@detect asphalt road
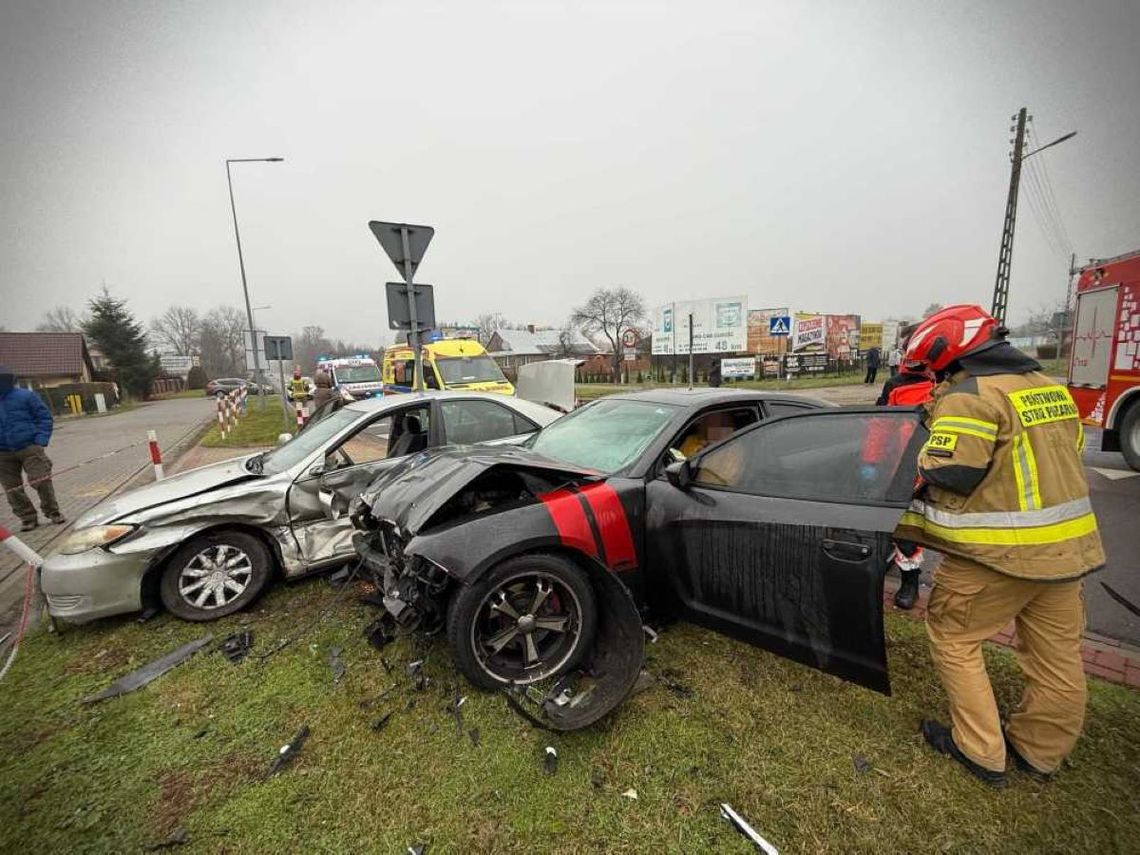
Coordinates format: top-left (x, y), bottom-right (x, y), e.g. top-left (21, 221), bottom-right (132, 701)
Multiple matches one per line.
top-left (0, 396), bottom-right (215, 628)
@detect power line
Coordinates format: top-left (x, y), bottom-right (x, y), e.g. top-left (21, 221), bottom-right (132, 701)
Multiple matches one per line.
top-left (1026, 122), bottom-right (1075, 254)
top-left (1021, 155), bottom-right (1069, 258)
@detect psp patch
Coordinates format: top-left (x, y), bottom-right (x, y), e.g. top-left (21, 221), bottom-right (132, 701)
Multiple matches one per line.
top-left (924, 431), bottom-right (957, 457)
top-left (1008, 385), bottom-right (1078, 428)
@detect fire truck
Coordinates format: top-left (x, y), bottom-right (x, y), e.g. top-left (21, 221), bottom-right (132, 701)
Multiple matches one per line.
top-left (1067, 249), bottom-right (1140, 470)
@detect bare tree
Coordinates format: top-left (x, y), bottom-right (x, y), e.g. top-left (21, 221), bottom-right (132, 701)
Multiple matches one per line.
top-left (571, 286), bottom-right (646, 380)
top-left (198, 306), bottom-right (246, 378)
top-left (36, 305), bottom-right (85, 332)
top-left (474, 312), bottom-right (507, 346)
top-left (293, 325), bottom-right (332, 373)
top-left (149, 305), bottom-right (201, 355)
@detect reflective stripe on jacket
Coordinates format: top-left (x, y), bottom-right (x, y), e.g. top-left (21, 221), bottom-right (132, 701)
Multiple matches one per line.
top-left (894, 369), bottom-right (1104, 581)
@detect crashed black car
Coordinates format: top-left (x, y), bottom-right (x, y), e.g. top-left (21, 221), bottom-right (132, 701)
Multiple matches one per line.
top-left (351, 389), bottom-right (925, 729)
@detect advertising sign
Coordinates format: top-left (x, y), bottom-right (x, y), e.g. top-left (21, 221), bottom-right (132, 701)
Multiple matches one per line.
top-left (860, 322), bottom-right (883, 351)
top-left (159, 355), bottom-right (193, 376)
top-left (652, 296), bottom-right (748, 355)
top-left (760, 357), bottom-right (781, 377)
top-left (826, 315), bottom-right (861, 359)
top-left (792, 313), bottom-right (825, 352)
top-left (746, 308), bottom-right (790, 355)
top-left (784, 353), bottom-right (828, 374)
top-left (720, 357), bottom-right (756, 379)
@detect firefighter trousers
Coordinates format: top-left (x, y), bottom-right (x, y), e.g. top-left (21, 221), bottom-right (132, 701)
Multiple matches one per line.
top-left (926, 555), bottom-right (1087, 774)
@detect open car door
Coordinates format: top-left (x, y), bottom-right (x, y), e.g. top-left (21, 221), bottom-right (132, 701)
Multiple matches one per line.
top-left (647, 407), bottom-right (926, 694)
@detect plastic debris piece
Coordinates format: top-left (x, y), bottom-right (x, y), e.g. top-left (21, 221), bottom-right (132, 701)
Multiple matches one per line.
top-left (268, 725), bottom-right (310, 777)
top-left (631, 669), bottom-right (655, 697)
top-left (544, 746), bottom-right (558, 775)
top-left (406, 659), bottom-right (427, 691)
top-left (468, 728), bottom-right (480, 747)
top-left (327, 566), bottom-right (351, 586)
top-left (853, 755), bottom-right (872, 775)
top-left (82, 635), bottom-right (213, 703)
top-left (621, 788), bottom-right (638, 800)
top-left (447, 693), bottom-right (466, 736)
top-left (144, 826), bottom-right (189, 850)
top-left (406, 844), bottom-right (426, 855)
top-left (136, 607), bottom-right (160, 624)
top-left (720, 803), bottom-right (778, 854)
top-left (642, 625), bottom-right (659, 643)
top-left (371, 712), bottom-right (393, 732)
top-left (380, 656), bottom-right (394, 673)
top-left (329, 647), bottom-right (345, 684)
top-left (219, 631), bottom-right (253, 664)
top-left (364, 616), bottom-right (396, 650)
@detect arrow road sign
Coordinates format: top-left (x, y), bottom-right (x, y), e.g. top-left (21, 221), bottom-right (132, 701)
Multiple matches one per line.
top-left (368, 221), bottom-right (435, 281)
top-left (769, 315), bottom-right (791, 336)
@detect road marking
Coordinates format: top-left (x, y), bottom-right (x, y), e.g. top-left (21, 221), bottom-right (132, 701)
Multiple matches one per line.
top-left (1090, 467), bottom-right (1140, 481)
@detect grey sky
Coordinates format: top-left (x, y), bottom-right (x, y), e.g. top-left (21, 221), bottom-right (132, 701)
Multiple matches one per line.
top-left (2, 1), bottom-right (1138, 346)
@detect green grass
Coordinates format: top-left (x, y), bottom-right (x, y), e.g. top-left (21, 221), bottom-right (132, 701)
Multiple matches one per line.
top-left (154, 388), bottom-right (210, 400)
top-left (201, 396), bottom-right (295, 447)
top-left (576, 373), bottom-right (865, 401)
top-left (1, 580), bottom-right (1136, 853)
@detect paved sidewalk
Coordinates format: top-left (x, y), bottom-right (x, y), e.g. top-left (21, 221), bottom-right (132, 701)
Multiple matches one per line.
top-left (883, 573), bottom-right (1140, 689)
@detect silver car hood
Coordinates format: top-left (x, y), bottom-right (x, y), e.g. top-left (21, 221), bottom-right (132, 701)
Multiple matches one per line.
top-left (77, 454), bottom-right (260, 527)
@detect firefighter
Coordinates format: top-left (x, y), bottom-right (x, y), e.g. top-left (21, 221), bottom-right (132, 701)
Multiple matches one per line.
top-left (873, 333), bottom-right (935, 610)
top-left (287, 367), bottom-right (309, 403)
top-left (896, 305), bottom-right (1104, 786)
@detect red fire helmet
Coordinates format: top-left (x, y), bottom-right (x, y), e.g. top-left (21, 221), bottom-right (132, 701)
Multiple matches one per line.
top-left (904, 304), bottom-right (1000, 372)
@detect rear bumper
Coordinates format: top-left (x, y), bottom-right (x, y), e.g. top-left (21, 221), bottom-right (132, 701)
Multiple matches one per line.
top-left (40, 547), bottom-right (152, 622)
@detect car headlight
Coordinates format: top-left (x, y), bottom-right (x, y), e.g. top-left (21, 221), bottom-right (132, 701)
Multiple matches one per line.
top-left (58, 525), bottom-right (137, 555)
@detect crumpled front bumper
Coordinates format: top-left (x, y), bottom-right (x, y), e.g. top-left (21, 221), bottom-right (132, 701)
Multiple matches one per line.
top-left (40, 546), bottom-right (154, 623)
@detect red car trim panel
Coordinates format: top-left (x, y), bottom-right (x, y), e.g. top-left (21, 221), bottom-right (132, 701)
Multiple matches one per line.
top-left (577, 483), bottom-right (638, 572)
top-left (538, 488), bottom-right (599, 559)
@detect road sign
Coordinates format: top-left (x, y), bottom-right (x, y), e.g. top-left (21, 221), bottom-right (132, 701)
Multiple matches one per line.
top-left (385, 282), bottom-right (436, 330)
top-left (264, 335), bottom-right (294, 362)
top-left (368, 221), bottom-right (435, 280)
top-left (621, 328), bottom-right (640, 348)
top-left (769, 315), bottom-right (791, 336)
top-left (159, 355), bottom-right (193, 375)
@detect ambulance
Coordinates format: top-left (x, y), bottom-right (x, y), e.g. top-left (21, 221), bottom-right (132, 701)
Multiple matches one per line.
top-left (317, 355), bottom-right (385, 399)
top-left (382, 336), bottom-right (514, 396)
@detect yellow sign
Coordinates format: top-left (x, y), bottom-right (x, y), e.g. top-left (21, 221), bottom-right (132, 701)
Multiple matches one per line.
top-left (861, 322), bottom-right (883, 351)
top-left (1008, 385), bottom-right (1079, 428)
top-left (926, 432), bottom-right (958, 452)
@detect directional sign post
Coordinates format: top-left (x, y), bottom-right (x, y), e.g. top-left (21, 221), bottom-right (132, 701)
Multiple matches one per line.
top-left (368, 221), bottom-right (435, 391)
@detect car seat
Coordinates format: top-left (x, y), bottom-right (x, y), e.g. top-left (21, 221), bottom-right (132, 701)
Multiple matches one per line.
top-left (390, 413), bottom-right (428, 457)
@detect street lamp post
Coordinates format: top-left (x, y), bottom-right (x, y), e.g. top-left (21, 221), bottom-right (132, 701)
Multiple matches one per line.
top-left (226, 157), bottom-right (283, 407)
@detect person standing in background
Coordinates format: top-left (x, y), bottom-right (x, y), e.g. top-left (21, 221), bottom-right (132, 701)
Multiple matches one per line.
top-left (863, 346), bottom-right (881, 384)
top-left (0, 366), bottom-right (65, 532)
top-left (888, 344), bottom-right (902, 376)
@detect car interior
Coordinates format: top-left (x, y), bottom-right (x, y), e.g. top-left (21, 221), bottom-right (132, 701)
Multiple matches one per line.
top-left (665, 405), bottom-right (760, 466)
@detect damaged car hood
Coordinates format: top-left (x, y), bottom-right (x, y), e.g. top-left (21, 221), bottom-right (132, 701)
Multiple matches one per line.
top-left (359, 445), bottom-right (599, 536)
top-left (76, 454), bottom-right (261, 527)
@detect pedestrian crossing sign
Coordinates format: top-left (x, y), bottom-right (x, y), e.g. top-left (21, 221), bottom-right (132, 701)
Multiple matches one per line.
top-left (769, 315), bottom-right (791, 336)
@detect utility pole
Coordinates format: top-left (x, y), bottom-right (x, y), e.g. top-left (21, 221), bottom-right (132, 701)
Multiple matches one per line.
top-left (991, 108), bottom-right (1027, 325)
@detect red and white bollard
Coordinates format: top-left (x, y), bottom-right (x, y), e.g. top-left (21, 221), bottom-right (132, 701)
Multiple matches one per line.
top-left (239, 384), bottom-right (248, 415)
top-left (0, 524), bottom-right (45, 682)
top-left (147, 429), bottom-right (164, 480)
top-left (294, 399), bottom-right (308, 429)
top-left (217, 396), bottom-right (227, 439)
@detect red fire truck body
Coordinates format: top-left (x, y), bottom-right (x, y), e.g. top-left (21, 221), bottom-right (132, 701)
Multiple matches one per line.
top-left (1067, 249), bottom-right (1140, 470)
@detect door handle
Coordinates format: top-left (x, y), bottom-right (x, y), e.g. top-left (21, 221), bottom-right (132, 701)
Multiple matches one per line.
top-left (821, 538), bottom-right (872, 562)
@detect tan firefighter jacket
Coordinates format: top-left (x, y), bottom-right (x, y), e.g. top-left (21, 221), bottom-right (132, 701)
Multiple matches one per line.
top-left (895, 366), bottom-right (1105, 581)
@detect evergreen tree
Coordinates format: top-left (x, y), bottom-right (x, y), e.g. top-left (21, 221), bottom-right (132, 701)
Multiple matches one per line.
top-left (83, 289), bottom-right (161, 399)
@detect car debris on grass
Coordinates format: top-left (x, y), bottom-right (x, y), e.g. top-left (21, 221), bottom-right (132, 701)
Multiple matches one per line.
top-left (268, 725), bottom-right (310, 777)
top-left (81, 635), bottom-right (213, 703)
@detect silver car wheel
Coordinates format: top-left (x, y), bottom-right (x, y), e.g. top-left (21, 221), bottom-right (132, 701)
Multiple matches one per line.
top-left (178, 544), bottom-right (254, 610)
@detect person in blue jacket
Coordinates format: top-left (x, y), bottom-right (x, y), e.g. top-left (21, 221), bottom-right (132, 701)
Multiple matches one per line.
top-left (0, 367), bottom-right (65, 531)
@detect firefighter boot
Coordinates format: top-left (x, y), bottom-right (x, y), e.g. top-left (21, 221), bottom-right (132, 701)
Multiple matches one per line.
top-left (894, 568), bottom-right (921, 610)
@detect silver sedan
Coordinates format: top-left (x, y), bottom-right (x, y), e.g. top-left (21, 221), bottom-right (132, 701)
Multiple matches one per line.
top-left (41, 392), bottom-right (561, 622)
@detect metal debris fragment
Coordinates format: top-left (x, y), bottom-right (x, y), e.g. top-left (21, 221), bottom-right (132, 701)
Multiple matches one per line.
top-left (544, 746), bottom-right (558, 775)
top-left (82, 635), bottom-right (213, 704)
top-left (327, 566), bottom-right (352, 586)
top-left (268, 725), bottom-right (311, 777)
top-left (447, 693), bottom-right (466, 736)
top-left (219, 631), bottom-right (253, 664)
top-left (329, 647), bottom-right (345, 684)
top-left (720, 803), bottom-right (778, 854)
top-left (406, 844), bottom-right (426, 855)
top-left (406, 659), bottom-right (427, 691)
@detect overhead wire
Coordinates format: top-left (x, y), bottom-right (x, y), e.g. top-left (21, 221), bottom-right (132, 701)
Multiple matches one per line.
top-left (1028, 123), bottom-right (1075, 251)
top-left (1023, 122), bottom-right (1075, 258)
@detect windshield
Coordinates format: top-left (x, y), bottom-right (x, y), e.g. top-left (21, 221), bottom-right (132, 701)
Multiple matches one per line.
top-left (333, 364), bottom-right (381, 384)
top-left (435, 354), bottom-right (507, 385)
top-left (528, 399), bottom-right (678, 473)
top-left (259, 408), bottom-right (361, 474)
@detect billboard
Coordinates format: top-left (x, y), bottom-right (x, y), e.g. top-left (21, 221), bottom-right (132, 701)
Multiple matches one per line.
top-left (792, 313), bottom-right (825, 352)
top-left (652, 296), bottom-right (748, 355)
top-left (826, 314), bottom-right (861, 359)
top-left (746, 308), bottom-right (790, 354)
top-left (861, 322), bottom-right (883, 351)
top-left (720, 357), bottom-right (756, 378)
top-left (159, 355), bottom-right (193, 376)
top-left (793, 313), bottom-right (860, 357)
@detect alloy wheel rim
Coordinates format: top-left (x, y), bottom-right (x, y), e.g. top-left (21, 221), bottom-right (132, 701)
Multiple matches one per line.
top-left (471, 571), bottom-right (583, 685)
top-left (178, 544), bottom-right (254, 610)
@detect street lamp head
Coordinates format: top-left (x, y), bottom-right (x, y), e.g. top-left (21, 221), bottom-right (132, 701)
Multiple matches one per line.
top-left (266, 157), bottom-right (284, 162)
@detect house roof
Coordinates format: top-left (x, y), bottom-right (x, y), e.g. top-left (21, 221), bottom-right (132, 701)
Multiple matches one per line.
top-left (488, 328), bottom-right (599, 357)
top-left (0, 332), bottom-right (95, 378)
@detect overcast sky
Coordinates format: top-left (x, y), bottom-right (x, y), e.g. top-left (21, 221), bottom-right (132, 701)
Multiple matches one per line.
top-left (2, 1), bottom-right (1138, 346)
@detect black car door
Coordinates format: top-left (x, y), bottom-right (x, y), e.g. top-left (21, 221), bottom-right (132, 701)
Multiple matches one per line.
top-left (646, 408), bottom-right (925, 694)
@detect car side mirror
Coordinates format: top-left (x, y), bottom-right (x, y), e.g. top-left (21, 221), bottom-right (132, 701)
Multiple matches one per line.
top-left (665, 460), bottom-right (692, 491)
top-left (307, 462), bottom-right (325, 477)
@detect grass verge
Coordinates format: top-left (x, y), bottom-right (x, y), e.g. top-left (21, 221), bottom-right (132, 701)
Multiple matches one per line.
top-left (1, 579), bottom-right (1136, 853)
top-left (200, 396), bottom-right (294, 447)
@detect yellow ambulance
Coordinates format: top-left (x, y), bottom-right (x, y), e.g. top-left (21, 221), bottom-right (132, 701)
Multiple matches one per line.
top-left (382, 337), bottom-right (515, 396)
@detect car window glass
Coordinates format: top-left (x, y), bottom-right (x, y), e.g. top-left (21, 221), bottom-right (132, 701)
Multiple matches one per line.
top-left (529, 399), bottom-right (679, 473)
top-left (442, 400), bottom-right (525, 444)
top-left (765, 401), bottom-right (812, 418)
top-left (694, 412), bottom-right (920, 503)
top-left (670, 407), bottom-right (759, 460)
top-left (424, 363), bottom-right (440, 389)
top-left (261, 408), bottom-right (361, 474)
top-left (337, 415), bottom-right (395, 466)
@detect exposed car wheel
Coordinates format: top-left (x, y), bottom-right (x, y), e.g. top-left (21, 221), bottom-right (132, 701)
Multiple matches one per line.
top-left (160, 531), bottom-right (272, 621)
top-left (447, 553), bottom-right (597, 690)
top-left (1120, 402), bottom-right (1140, 472)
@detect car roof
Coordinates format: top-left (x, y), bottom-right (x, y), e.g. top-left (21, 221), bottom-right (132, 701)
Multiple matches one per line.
top-left (600, 387), bottom-right (834, 408)
top-left (343, 390), bottom-right (561, 422)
